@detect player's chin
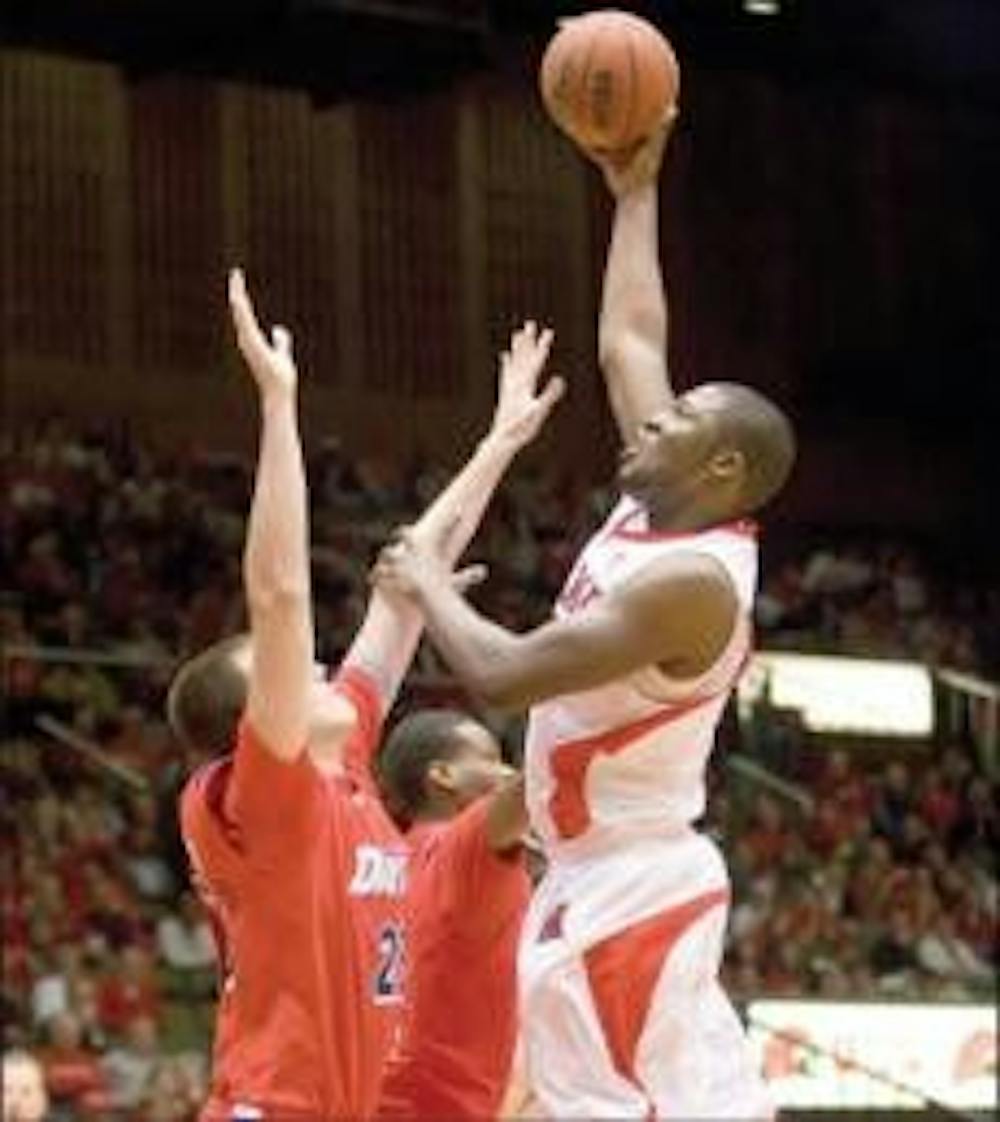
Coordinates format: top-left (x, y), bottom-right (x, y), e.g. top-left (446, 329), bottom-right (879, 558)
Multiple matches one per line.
top-left (617, 461), bottom-right (641, 494)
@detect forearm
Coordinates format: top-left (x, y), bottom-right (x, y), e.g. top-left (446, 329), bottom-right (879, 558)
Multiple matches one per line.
top-left (243, 392), bottom-right (313, 754)
top-left (245, 395), bottom-right (311, 603)
top-left (411, 431), bottom-right (520, 564)
top-left (598, 185), bottom-right (674, 439)
top-left (600, 186), bottom-right (666, 356)
top-left (412, 579), bottom-right (525, 708)
top-left (342, 433), bottom-right (521, 705)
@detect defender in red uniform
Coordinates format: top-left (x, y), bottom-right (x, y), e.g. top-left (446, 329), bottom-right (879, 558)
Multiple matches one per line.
top-left (375, 710), bottom-right (531, 1120)
top-left (167, 273), bottom-right (563, 1121)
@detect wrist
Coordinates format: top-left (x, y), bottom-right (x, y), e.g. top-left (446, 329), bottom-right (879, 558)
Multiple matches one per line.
top-left (260, 389), bottom-right (296, 417)
top-left (481, 428), bottom-right (524, 458)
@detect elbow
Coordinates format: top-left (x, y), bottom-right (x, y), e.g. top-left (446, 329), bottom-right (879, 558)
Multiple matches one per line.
top-left (597, 330), bottom-right (625, 374)
top-left (599, 309), bottom-right (665, 365)
top-left (244, 569), bottom-right (310, 616)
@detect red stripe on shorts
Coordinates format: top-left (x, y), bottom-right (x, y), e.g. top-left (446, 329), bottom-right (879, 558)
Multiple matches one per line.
top-left (583, 888), bottom-right (730, 1112)
top-left (548, 695), bottom-right (719, 840)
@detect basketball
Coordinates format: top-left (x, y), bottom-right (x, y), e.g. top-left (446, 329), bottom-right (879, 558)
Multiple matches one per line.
top-left (540, 9), bottom-right (680, 155)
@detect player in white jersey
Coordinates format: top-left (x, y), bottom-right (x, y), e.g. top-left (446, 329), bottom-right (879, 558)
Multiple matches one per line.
top-left (372, 116), bottom-right (796, 1118)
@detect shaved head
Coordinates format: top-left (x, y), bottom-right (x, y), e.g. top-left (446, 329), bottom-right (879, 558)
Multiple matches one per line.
top-left (701, 382), bottom-right (796, 514)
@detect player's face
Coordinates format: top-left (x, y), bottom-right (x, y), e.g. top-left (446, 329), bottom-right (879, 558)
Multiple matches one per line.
top-left (445, 721), bottom-right (513, 808)
top-left (618, 387), bottom-right (727, 499)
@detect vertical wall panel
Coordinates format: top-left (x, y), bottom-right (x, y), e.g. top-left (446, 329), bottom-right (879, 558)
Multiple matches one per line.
top-left (482, 82), bottom-right (600, 462)
top-left (356, 96), bottom-right (462, 399)
top-left (130, 77), bottom-right (223, 376)
top-left (1, 52), bottom-right (112, 368)
top-left (482, 88), bottom-right (589, 360)
top-left (241, 87), bottom-right (341, 387)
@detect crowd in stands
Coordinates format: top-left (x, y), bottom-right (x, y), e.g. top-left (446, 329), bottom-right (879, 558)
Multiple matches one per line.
top-left (2, 418), bottom-right (997, 1119)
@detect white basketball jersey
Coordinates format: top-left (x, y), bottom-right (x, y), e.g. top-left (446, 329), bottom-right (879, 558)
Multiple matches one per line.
top-left (524, 495), bottom-right (758, 859)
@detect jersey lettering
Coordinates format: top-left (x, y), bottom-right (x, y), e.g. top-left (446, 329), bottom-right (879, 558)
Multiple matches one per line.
top-left (348, 845), bottom-right (407, 897)
top-left (373, 922), bottom-right (405, 1004)
top-left (558, 562), bottom-right (599, 614)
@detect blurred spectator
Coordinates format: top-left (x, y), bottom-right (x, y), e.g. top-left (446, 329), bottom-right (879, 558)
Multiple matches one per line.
top-left (868, 906), bottom-right (920, 982)
top-left (35, 1012), bottom-right (110, 1119)
top-left (915, 911), bottom-right (995, 989)
top-left (2, 1049), bottom-right (50, 1122)
top-left (137, 1054), bottom-right (205, 1122)
top-left (871, 761), bottom-right (912, 851)
top-left (96, 946), bottom-right (162, 1035)
top-left (100, 1015), bottom-right (161, 1111)
top-left (29, 944), bottom-right (81, 1028)
top-left (156, 892), bottom-right (216, 1003)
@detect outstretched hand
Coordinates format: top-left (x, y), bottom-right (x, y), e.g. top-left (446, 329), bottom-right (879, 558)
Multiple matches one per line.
top-left (490, 321), bottom-right (566, 448)
top-left (228, 268), bottom-right (297, 399)
top-left (592, 106), bottom-right (679, 199)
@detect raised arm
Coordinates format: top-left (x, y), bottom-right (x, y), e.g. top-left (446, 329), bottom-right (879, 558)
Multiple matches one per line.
top-left (596, 117), bottom-right (678, 445)
top-left (231, 269), bottom-right (313, 761)
top-left (373, 540), bottom-right (737, 711)
top-left (341, 322), bottom-right (564, 708)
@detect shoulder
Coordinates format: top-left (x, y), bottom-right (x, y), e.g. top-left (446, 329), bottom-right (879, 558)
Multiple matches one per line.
top-left (180, 757), bottom-right (234, 831)
top-left (618, 549), bottom-right (737, 611)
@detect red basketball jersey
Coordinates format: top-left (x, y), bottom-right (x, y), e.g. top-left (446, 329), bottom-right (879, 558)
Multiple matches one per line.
top-left (376, 798), bottom-right (530, 1119)
top-left (181, 667), bottom-right (407, 1121)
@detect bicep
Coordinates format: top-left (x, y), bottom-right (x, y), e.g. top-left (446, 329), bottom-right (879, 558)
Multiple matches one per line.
top-left (245, 597), bottom-right (312, 763)
top-left (497, 603), bottom-right (667, 705)
top-left (485, 774), bottom-right (528, 852)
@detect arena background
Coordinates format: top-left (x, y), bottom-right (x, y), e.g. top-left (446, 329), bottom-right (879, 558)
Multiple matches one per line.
top-left (2, 2), bottom-right (997, 1120)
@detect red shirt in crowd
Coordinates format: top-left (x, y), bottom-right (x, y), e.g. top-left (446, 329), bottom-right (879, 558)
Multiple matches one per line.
top-left (377, 798), bottom-right (530, 1120)
top-left (181, 667), bottom-right (406, 1121)
top-left (97, 972), bottom-right (161, 1032)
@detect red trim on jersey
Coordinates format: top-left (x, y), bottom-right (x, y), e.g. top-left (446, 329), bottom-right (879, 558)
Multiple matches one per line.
top-left (609, 505), bottom-right (759, 543)
top-left (548, 694), bottom-right (722, 840)
top-left (583, 888), bottom-right (729, 1109)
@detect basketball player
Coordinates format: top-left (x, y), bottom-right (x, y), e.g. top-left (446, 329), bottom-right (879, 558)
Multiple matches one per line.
top-left (374, 710), bottom-right (530, 1119)
top-left (167, 271), bottom-right (563, 1121)
top-left (372, 118), bottom-right (795, 1118)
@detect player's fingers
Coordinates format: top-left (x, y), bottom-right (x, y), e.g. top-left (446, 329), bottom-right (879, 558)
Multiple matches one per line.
top-left (229, 269), bottom-right (269, 358)
top-left (387, 523), bottom-right (415, 546)
top-left (452, 563), bottom-right (489, 592)
top-left (535, 326), bottom-right (555, 360)
top-left (271, 325), bottom-right (294, 360)
top-left (538, 375), bottom-right (567, 413)
top-left (370, 553), bottom-right (402, 581)
top-left (511, 320), bottom-right (532, 352)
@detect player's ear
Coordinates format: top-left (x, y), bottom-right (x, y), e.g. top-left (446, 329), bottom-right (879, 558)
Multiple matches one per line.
top-left (708, 447), bottom-right (745, 483)
top-left (426, 758), bottom-right (457, 797)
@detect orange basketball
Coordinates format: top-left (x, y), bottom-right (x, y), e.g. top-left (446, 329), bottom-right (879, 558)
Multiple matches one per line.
top-left (540, 9), bottom-right (680, 154)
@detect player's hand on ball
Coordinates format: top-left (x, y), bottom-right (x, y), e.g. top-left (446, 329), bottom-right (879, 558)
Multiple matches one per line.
top-left (490, 321), bottom-right (566, 448)
top-left (594, 106), bottom-right (678, 198)
top-left (229, 268), bottom-right (297, 399)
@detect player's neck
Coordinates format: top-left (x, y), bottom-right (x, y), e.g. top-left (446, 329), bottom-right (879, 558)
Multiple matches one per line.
top-left (645, 496), bottom-right (726, 534)
top-left (415, 796), bottom-right (461, 824)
